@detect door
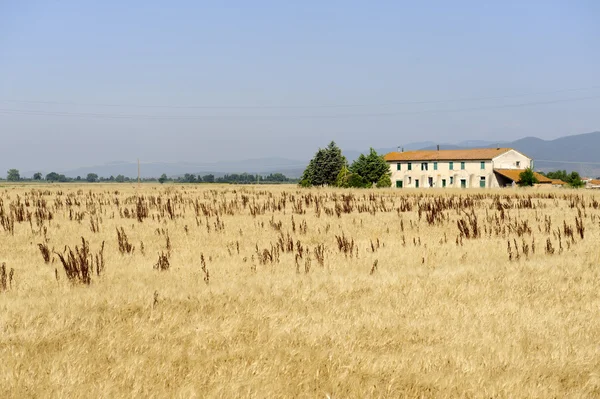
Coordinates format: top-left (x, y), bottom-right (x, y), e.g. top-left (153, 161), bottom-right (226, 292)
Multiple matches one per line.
top-left (428, 177), bottom-right (433, 187)
top-left (480, 177), bottom-right (486, 188)
top-left (415, 179), bottom-right (419, 188)
top-left (442, 179), bottom-right (446, 188)
top-left (396, 180), bottom-right (403, 188)
top-left (460, 179), bottom-right (466, 188)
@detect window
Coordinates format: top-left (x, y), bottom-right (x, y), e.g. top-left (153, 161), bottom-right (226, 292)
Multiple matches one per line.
top-left (460, 179), bottom-right (467, 188)
top-left (461, 162), bottom-right (465, 170)
top-left (433, 162), bottom-right (438, 170)
top-left (421, 162), bottom-right (428, 171)
top-left (480, 161), bottom-right (485, 170)
top-left (396, 163), bottom-right (401, 171)
top-left (415, 179), bottom-right (419, 188)
top-left (516, 161), bottom-right (521, 167)
top-left (396, 180), bottom-right (403, 188)
top-left (428, 177), bottom-right (433, 187)
top-left (442, 179), bottom-right (446, 187)
top-left (480, 176), bottom-right (486, 188)
top-left (450, 177), bottom-right (454, 185)
top-left (449, 161), bottom-right (454, 170)
top-left (408, 162), bottom-right (412, 171)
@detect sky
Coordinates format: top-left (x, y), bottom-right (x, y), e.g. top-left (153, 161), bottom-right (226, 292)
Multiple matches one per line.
top-left (1, 0), bottom-right (599, 174)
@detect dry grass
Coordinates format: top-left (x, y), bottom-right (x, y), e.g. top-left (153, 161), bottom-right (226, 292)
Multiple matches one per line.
top-left (1, 183), bottom-right (600, 398)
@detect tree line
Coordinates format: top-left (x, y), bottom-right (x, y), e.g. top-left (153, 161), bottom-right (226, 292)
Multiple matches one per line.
top-left (3, 169), bottom-right (297, 184)
top-left (300, 141), bottom-right (391, 188)
top-left (539, 170), bottom-right (586, 188)
top-left (170, 173), bottom-right (296, 184)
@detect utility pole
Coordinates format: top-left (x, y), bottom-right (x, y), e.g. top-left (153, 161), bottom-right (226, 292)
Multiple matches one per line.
top-left (137, 158), bottom-right (140, 189)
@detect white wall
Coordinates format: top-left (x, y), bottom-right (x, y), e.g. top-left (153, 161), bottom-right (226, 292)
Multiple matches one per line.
top-left (389, 160), bottom-right (493, 188)
top-left (492, 150), bottom-right (532, 170)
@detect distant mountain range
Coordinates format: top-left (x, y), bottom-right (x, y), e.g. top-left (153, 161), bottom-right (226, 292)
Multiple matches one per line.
top-left (34, 131), bottom-right (600, 179)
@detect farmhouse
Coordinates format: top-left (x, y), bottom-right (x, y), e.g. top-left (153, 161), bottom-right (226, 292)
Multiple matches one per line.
top-left (586, 179), bottom-right (600, 189)
top-left (384, 147), bottom-right (549, 188)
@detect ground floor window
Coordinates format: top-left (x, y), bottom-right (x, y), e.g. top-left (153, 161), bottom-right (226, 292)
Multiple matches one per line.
top-left (428, 177), bottom-right (433, 187)
top-left (460, 179), bottom-right (467, 188)
top-left (396, 180), bottom-right (403, 188)
top-left (415, 179), bottom-right (419, 188)
top-left (442, 179), bottom-right (446, 187)
top-left (480, 176), bottom-right (486, 188)
top-left (450, 177), bottom-right (454, 185)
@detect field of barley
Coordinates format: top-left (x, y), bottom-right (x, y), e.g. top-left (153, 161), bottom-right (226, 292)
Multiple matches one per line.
top-left (1, 183), bottom-right (599, 398)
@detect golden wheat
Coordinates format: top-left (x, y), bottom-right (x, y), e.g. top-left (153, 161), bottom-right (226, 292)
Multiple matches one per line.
top-left (1, 183), bottom-right (599, 398)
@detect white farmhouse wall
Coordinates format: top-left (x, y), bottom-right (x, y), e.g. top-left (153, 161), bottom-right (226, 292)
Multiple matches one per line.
top-left (491, 150), bottom-right (532, 170)
top-left (389, 160), bottom-right (494, 188)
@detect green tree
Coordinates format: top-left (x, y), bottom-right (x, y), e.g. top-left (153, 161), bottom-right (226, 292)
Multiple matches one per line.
top-left (300, 157), bottom-right (318, 187)
top-left (568, 171), bottom-right (585, 188)
top-left (347, 173), bottom-right (368, 188)
top-left (183, 173), bottom-right (197, 183)
top-left (33, 172), bottom-right (42, 180)
top-left (349, 148), bottom-right (390, 186)
top-left (376, 173), bottom-right (392, 188)
top-left (518, 168), bottom-right (539, 187)
top-left (544, 170), bottom-right (569, 182)
top-left (115, 174), bottom-right (125, 183)
top-left (86, 173), bottom-right (99, 183)
top-left (335, 166), bottom-right (351, 188)
top-left (46, 172), bottom-right (60, 182)
top-left (301, 141), bottom-right (346, 187)
top-left (7, 169), bottom-right (20, 181)
top-left (158, 173), bottom-right (168, 184)
top-left (202, 174), bottom-right (215, 183)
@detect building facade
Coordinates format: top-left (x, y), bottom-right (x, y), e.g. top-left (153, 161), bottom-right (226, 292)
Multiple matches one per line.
top-left (384, 148), bottom-right (537, 188)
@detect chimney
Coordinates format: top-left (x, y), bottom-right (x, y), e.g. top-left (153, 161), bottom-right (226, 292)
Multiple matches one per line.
top-left (402, 147), bottom-right (404, 152)
top-left (437, 144), bottom-right (440, 151)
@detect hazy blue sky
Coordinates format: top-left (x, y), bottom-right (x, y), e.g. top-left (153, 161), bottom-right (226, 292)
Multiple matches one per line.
top-left (1, 1), bottom-right (599, 173)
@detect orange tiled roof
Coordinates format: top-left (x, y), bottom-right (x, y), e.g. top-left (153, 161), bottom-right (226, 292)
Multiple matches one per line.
top-left (589, 179), bottom-right (600, 185)
top-left (494, 169), bottom-right (552, 183)
top-left (550, 179), bottom-right (568, 185)
top-left (384, 148), bottom-right (516, 161)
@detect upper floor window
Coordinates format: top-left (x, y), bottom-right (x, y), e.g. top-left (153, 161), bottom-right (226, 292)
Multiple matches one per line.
top-left (421, 162), bottom-right (428, 171)
top-left (433, 162), bottom-right (438, 170)
top-left (408, 162), bottom-right (412, 171)
top-left (396, 163), bottom-right (401, 171)
top-left (516, 161), bottom-right (521, 168)
top-left (461, 162), bottom-right (465, 170)
top-left (449, 161), bottom-right (454, 170)
top-left (480, 161), bottom-right (485, 170)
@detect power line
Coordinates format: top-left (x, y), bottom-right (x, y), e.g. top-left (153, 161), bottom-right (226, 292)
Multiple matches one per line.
top-left (1, 85), bottom-right (599, 109)
top-left (1, 95), bottom-right (599, 120)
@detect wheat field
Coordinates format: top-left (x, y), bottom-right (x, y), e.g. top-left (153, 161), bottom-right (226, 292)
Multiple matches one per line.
top-left (1, 183), bottom-right (599, 398)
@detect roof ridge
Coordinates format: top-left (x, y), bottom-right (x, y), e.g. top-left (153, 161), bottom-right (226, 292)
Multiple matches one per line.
top-left (384, 147), bottom-right (520, 162)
